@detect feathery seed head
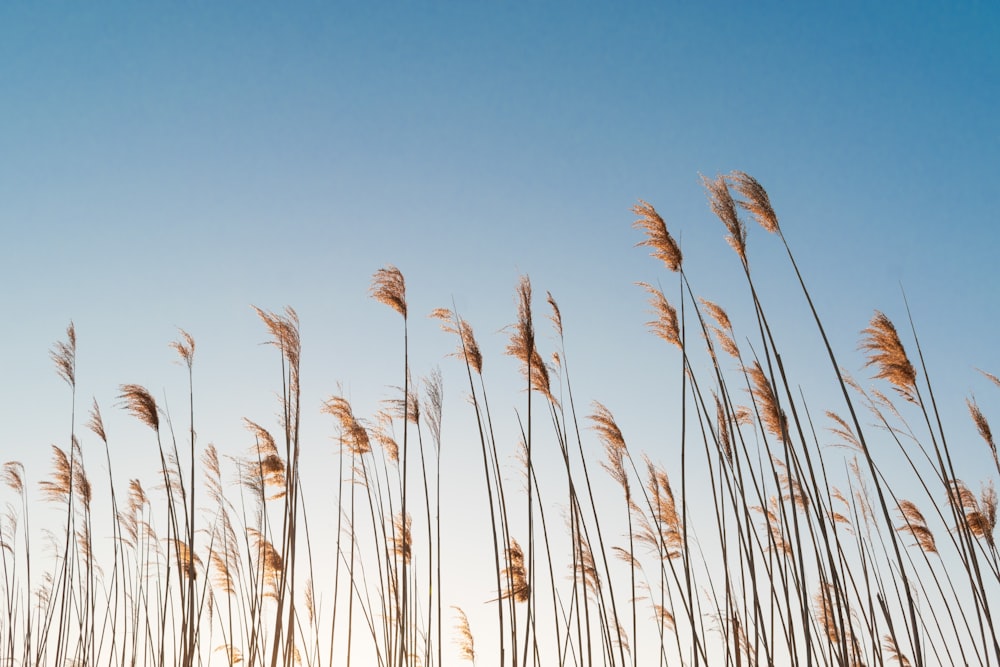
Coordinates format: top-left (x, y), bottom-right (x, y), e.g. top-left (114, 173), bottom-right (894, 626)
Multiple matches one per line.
top-left (253, 306), bottom-right (301, 376)
top-left (632, 199), bottom-right (683, 272)
top-left (2, 462), bottom-right (24, 494)
top-left (701, 174), bottom-right (747, 262)
top-left (87, 399), bottom-right (107, 443)
top-left (118, 384), bottom-right (160, 431)
top-left (967, 398), bottom-right (997, 469)
top-left (370, 265), bottom-right (407, 319)
top-left (431, 308), bottom-right (484, 374)
top-left (51, 322), bottom-right (76, 388)
top-left (505, 276), bottom-right (555, 402)
top-left (546, 291), bottom-right (563, 337)
top-left (896, 500), bottom-right (936, 553)
top-left (170, 329), bottom-right (196, 369)
top-left (746, 362), bottom-right (786, 439)
top-left (452, 606), bottom-right (476, 663)
top-left (859, 311), bottom-right (917, 403)
top-left (636, 282), bottom-right (681, 349)
top-left (322, 396), bottom-right (371, 456)
top-left (728, 171), bottom-right (779, 233)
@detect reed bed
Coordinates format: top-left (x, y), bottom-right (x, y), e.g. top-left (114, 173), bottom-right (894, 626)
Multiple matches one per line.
top-left (2, 173), bottom-right (997, 666)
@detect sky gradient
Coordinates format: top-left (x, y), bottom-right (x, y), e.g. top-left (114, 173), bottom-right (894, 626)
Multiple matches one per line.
top-left (2, 3), bottom-right (998, 663)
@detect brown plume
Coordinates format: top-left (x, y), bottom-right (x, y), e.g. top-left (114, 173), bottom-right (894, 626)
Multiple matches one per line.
top-left (502, 538), bottom-right (530, 602)
top-left (119, 384), bottom-right (160, 431)
top-left (50, 322), bottom-right (76, 388)
top-left (505, 276), bottom-right (554, 402)
top-left (896, 500), bottom-right (937, 553)
top-left (170, 329), bottom-right (195, 369)
top-left (967, 398), bottom-right (998, 472)
top-left (431, 308), bottom-right (484, 375)
top-left (370, 265), bottom-right (407, 319)
top-left (746, 362), bottom-right (786, 439)
top-left (452, 606), bottom-right (476, 662)
top-left (632, 200), bottom-right (682, 272)
top-left (636, 282), bottom-right (680, 349)
top-left (860, 311), bottom-right (917, 403)
top-left (701, 174), bottom-right (746, 262)
top-left (728, 171), bottom-right (779, 233)
top-left (322, 396), bottom-right (372, 456)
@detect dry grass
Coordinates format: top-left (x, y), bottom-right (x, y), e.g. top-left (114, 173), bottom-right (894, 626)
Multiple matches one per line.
top-left (2, 172), bottom-right (997, 667)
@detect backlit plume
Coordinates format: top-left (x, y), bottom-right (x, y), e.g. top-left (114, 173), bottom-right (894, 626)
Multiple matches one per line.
top-left (729, 170), bottom-right (780, 233)
top-left (632, 199), bottom-right (682, 272)
top-left (860, 311), bottom-right (917, 403)
top-left (370, 265), bottom-right (408, 319)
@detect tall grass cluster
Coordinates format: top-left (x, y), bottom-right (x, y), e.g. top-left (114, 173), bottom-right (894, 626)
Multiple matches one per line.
top-left (2, 172), bottom-right (998, 666)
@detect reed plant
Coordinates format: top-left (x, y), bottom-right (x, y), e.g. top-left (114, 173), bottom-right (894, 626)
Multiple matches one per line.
top-left (1, 172), bottom-right (997, 666)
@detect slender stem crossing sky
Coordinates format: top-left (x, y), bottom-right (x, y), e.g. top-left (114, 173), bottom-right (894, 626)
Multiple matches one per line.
top-left (1, 3), bottom-right (998, 664)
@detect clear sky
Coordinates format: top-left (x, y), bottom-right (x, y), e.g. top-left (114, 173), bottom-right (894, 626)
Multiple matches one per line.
top-left (1, 2), bottom-right (998, 663)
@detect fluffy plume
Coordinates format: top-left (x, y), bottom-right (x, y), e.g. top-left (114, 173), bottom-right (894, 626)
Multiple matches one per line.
top-left (87, 399), bottom-right (107, 443)
top-left (248, 528), bottom-right (283, 599)
top-left (967, 398), bottom-right (998, 472)
top-left (746, 362), bottom-right (786, 439)
top-left (589, 401), bottom-right (627, 452)
top-left (860, 311), bottom-right (917, 403)
top-left (896, 500), bottom-right (937, 553)
top-left (119, 384), bottom-right (160, 431)
top-left (253, 306), bottom-right (301, 387)
top-left (826, 411), bottom-right (861, 450)
top-left (172, 539), bottom-right (201, 580)
top-left (653, 604), bottom-right (675, 630)
top-left (948, 479), bottom-right (996, 547)
top-left (370, 419), bottom-right (400, 463)
top-left (883, 634), bottom-right (912, 666)
top-left (775, 457), bottom-right (809, 511)
top-left (502, 539), bottom-right (530, 602)
top-left (210, 510), bottom-right (240, 594)
top-left (702, 174), bottom-right (746, 262)
top-left (128, 479), bottom-right (148, 511)
top-left (215, 645), bottom-right (243, 664)
top-left (754, 496), bottom-right (793, 556)
top-left (452, 606), bottom-right (476, 663)
top-left (170, 328), bottom-right (196, 369)
top-left (700, 299), bottom-right (740, 358)
top-left (637, 282), bottom-right (680, 349)
top-left (39, 446), bottom-right (72, 503)
top-left (322, 396), bottom-right (372, 456)
top-left (50, 322), bottom-right (76, 388)
top-left (423, 369), bottom-right (444, 448)
top-left (812, 583), bottom-right (841, 644)
top-left (505, 276), bottom-right (554, 402)
top-left (243, 419), bottom-right (286, 498)
top-left (978, 368), bottom-right (1000, 389)
top-left (393, 512), bottom-right (412, 564)
top-left (729, 171), bottom-right (779, 233)
top-left (632, 200), bottom-right (682, 272)
top-left (574, 536), bottom-right (601, 598)
top-left (370, 265), bottom-right (407, 319)
top-left (636, 458), bottom-right (683, 558)
top-left (546, 291), bottom-right (563, 337)
top-left (72, 441), bottom-right (91, 511)
top-left (2, 461), bottom-right (24, 495)
top-left (700, 298), bottom-right (732, 331)
top-left (734, 405), bottom-right (754, 427)
top-left (592, 402), bottom-right (630, 499)
top-left (714, 393), bottom-right (732, 463)
top-left (430, 308), bottom-right (484, 375)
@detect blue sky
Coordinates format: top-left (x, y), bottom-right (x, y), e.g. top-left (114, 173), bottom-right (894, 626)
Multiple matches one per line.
top-left (1, 2), bottom-right (999, 662)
